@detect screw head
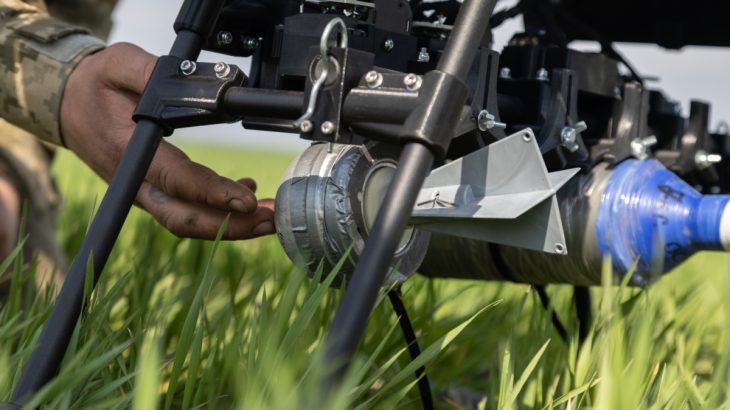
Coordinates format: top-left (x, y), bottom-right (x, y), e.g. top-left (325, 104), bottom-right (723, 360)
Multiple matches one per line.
top-left (477, 110), bottom-right (490, 131)
top-left (537, 67), bottom-right (549, 81)
top-left (321, 121), bottom-right (336, 135)
top-left (364, 70), bottom-right (383, 88)
top-left (560, 128), bottom-right (580, 153)
top-left (383, 38), bottom-right (395, 52)
top-left (242, 37), bottom-right (260, 51)
top-left (299, 120), bottom-right (313, 133)
top-left (560, 122), bottom-right (588, 153)
top-left (217, 31), bottom-right (233, 45)
top-left (214, 62), bottom-right (231, 79)
top-left (417, 47), bottom-right (431, 63)
top-left (477, 110), bottom-right (506, 131)
top-left (500, 67), bottom-right (512, 79)
top-left (695, 150), bottom-right (723, 170)
top-left (630, 138), bottom-right (648, 160)
top-left (630, 135), bottom-right (657, 160)
top-left (180, 60), bottom-right (196, 75)
top-left (403, 73), bottom-right (422, 91)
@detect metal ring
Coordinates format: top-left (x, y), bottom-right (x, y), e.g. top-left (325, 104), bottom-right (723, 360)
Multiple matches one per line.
top-left (319, 18), bottom-right (349, 55)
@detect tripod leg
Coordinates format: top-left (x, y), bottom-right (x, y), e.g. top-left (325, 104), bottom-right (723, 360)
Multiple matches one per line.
top-left (574, 286), bottom-right (592, 343)
top-left (322, 0), bottom-right (499, 397)
top-left (11, 120), bottom-right (164, 401)
top-left (323, 143), bottom-right (434, 388)
top-left (535, 286), bottom-right (569, 343)
top-left (11, 25), bottom-right (209, 403)
top-left (388, 290), bottom-right (434, 410)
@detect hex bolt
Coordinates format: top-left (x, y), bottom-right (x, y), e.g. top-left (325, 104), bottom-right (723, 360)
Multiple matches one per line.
top-left (403, 73), bottom-right (422, 91)
top-left (364, 70), bottom-right (383, 89)
top-left (695, 150), bottom-right (723, 170)
top-left (383, 38), bottom-right (395, 52)
top-left (299, 120), bottom-right (313, 133)
top-left (214, 62), bottom-right (231, 79)
top-left (217, 31), bottom-right (233, 45)
top-left (500, 67), bottom-right (512, 79)
top-left (242, 37), bottom-right (260, 52)
top-left (180, 60), bottom-right (196, 76)
top-left (477, 110), bottom-right (507, 131)
top-left (537, 67), bottom-right (549, 81)
top-left (560, 121), bottom-right (588, 153)
top-left (321, 121), bottom-right (336, 135)
top-left (417, 47), bottom-right (431, 63)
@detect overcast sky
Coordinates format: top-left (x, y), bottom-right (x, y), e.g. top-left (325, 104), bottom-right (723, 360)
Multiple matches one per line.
top-left (108, 0), bottom-right (730, 152)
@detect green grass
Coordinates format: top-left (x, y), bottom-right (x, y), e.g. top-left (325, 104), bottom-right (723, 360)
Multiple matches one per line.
top-left (1, 143), bottom-right (730, 409)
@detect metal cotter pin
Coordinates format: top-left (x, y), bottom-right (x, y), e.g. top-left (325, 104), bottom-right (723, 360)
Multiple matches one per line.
top-left (293, 18), bottom-right (349, 132)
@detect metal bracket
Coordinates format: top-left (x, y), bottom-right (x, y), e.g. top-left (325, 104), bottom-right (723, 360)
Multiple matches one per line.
top-left (537, 69), bottom-right (589, 168)
top-left (656, 101), bottom-right (720, 180)
top-left (470, 49), bottom-right (507, 142)
top-left (341, 71), bottom-right (477, 150)
top-left (592, 82), bottom-right (651, 165)
top-left (132, 55), bottom-right (246, 135)
top-left (295, 18), bottom-right (376, 144)
top-left (409, 129), bottom-right (579, 254)
top-left (293, 17), bottom-right (349, 131)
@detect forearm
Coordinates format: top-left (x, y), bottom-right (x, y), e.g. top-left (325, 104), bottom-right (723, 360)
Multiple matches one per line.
top-left (0, 0), bottom-right (104, 145)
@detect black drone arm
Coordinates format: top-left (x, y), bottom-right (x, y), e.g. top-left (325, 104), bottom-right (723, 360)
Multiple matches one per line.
top-left (11, 0), bottom-right (225, 402)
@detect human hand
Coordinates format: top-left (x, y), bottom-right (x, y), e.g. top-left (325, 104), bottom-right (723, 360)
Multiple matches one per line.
top-left (59, 43), bottom-right (275, 239)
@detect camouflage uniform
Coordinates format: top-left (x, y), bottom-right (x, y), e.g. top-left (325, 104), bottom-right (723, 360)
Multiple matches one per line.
top-left (0, 0), bottom-right (118, 289)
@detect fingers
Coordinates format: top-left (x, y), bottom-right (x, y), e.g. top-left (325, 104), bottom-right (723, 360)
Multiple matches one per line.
top-left (137, 182), bottom-right (276, 240)
top-left (146, 141), bottom-right (259, 213)
top-left (238, 178), bottom-right (257, 193)
top-left (103, 43), bottom-right (157, 95)
top-left (257, 198), bottom-right (275, 213)
top-left (84, 42), bottom-right (275, 241)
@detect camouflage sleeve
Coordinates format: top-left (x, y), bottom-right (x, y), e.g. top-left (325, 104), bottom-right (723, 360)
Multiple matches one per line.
top-left (0, 0), bottom-right (105, 146)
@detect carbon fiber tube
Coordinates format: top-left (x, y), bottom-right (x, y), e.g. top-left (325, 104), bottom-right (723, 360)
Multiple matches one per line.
top-left (438, 0), bottom-right (498, 80)
top-left (224, 88), bottom-right (305, 119)
top-left (322, 0), bottom-right (499, 394)
top-left (11, 25), bottom-right (210, 403)
top-left (323, 143), bottom-right (435, 386)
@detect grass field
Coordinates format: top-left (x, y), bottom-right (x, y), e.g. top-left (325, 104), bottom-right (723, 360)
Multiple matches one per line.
top-left (1, 144), bottom-right (730, 409)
